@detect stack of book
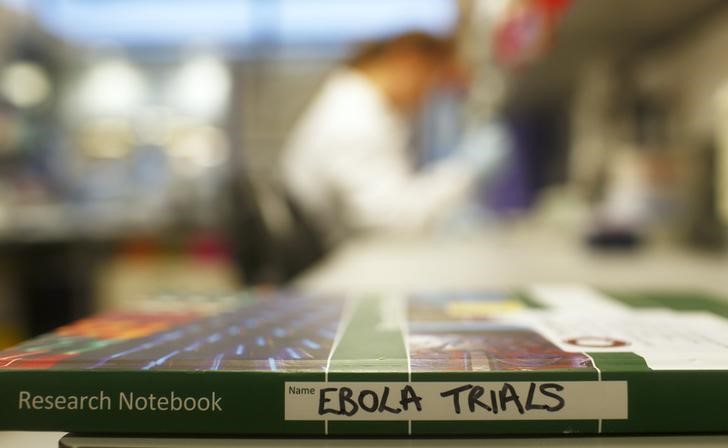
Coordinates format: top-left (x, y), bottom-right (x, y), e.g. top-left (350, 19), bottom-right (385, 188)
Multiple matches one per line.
top-left (2, 285), bottom-right (728, 437)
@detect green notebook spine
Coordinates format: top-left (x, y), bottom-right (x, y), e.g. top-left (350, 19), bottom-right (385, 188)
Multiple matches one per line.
top-left (2, 368), bottom-right (728, 436)
top-left (0, 370), bottom-right (320, 435)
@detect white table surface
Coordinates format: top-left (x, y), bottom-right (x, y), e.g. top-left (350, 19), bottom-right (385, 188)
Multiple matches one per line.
top-left (5, 433), bottom-right (728, 448)
top-left (53, 435), bottom-right (728, 447)
top-left (297, 225), bottom-right (728, 296)
top-left (0, 432), bottom-right (65, 448)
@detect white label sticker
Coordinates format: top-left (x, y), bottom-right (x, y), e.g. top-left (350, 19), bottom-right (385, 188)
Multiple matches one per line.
top-left (284, 381), bottom-right (627, 421)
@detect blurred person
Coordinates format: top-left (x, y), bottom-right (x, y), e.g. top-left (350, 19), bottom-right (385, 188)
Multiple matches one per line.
top-left (282, 32), bottom-right (493, 248)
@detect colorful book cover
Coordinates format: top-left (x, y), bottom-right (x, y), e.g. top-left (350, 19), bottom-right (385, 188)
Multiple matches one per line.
top-left (2, 285), bottom-right (728, 436)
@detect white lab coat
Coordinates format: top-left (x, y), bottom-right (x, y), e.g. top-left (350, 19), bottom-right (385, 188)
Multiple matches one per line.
top-left (282, 68), bottom-right (476, 246)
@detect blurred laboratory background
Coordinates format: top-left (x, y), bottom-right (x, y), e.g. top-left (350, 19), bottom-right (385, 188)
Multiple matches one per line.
top-left (1, 0), bottom-right (728, 348)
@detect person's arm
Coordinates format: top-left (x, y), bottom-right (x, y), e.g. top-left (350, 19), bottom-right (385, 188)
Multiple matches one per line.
top-left (322, 132), bottom-right (478, 232)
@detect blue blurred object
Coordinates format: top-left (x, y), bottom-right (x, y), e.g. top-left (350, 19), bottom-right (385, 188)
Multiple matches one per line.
top-left (10, 0), bottom-right (457, 48)
top-left (458, 122), bottom-right (510, 178)
top-left (418, 88), bottom-right (465, 166)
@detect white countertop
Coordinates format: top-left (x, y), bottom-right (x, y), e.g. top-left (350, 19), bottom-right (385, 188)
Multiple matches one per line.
top-left (297, 225), bottom-right (728, 296)
top-left (5, 433), bottom-right (728, 448)
top-left (53, 434), bottom-right (728, 447)
top-left (0, 432), bottom-right (64, 448)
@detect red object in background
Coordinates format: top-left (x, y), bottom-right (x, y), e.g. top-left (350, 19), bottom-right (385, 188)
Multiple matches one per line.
top-left (120, 237), bottom-right (160, 260)
top-left (536, 0), bottom-right (571, 18)
top-left (492, 0), bottom-right (572, 70)
top-left (188, 232), bottom-right (232, 264)
top-left (117, 232), bottom-right (232, 265)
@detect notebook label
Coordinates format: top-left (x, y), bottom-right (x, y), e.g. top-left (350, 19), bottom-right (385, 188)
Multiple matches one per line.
top-left (284, 381), bottom-right (627, 421)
